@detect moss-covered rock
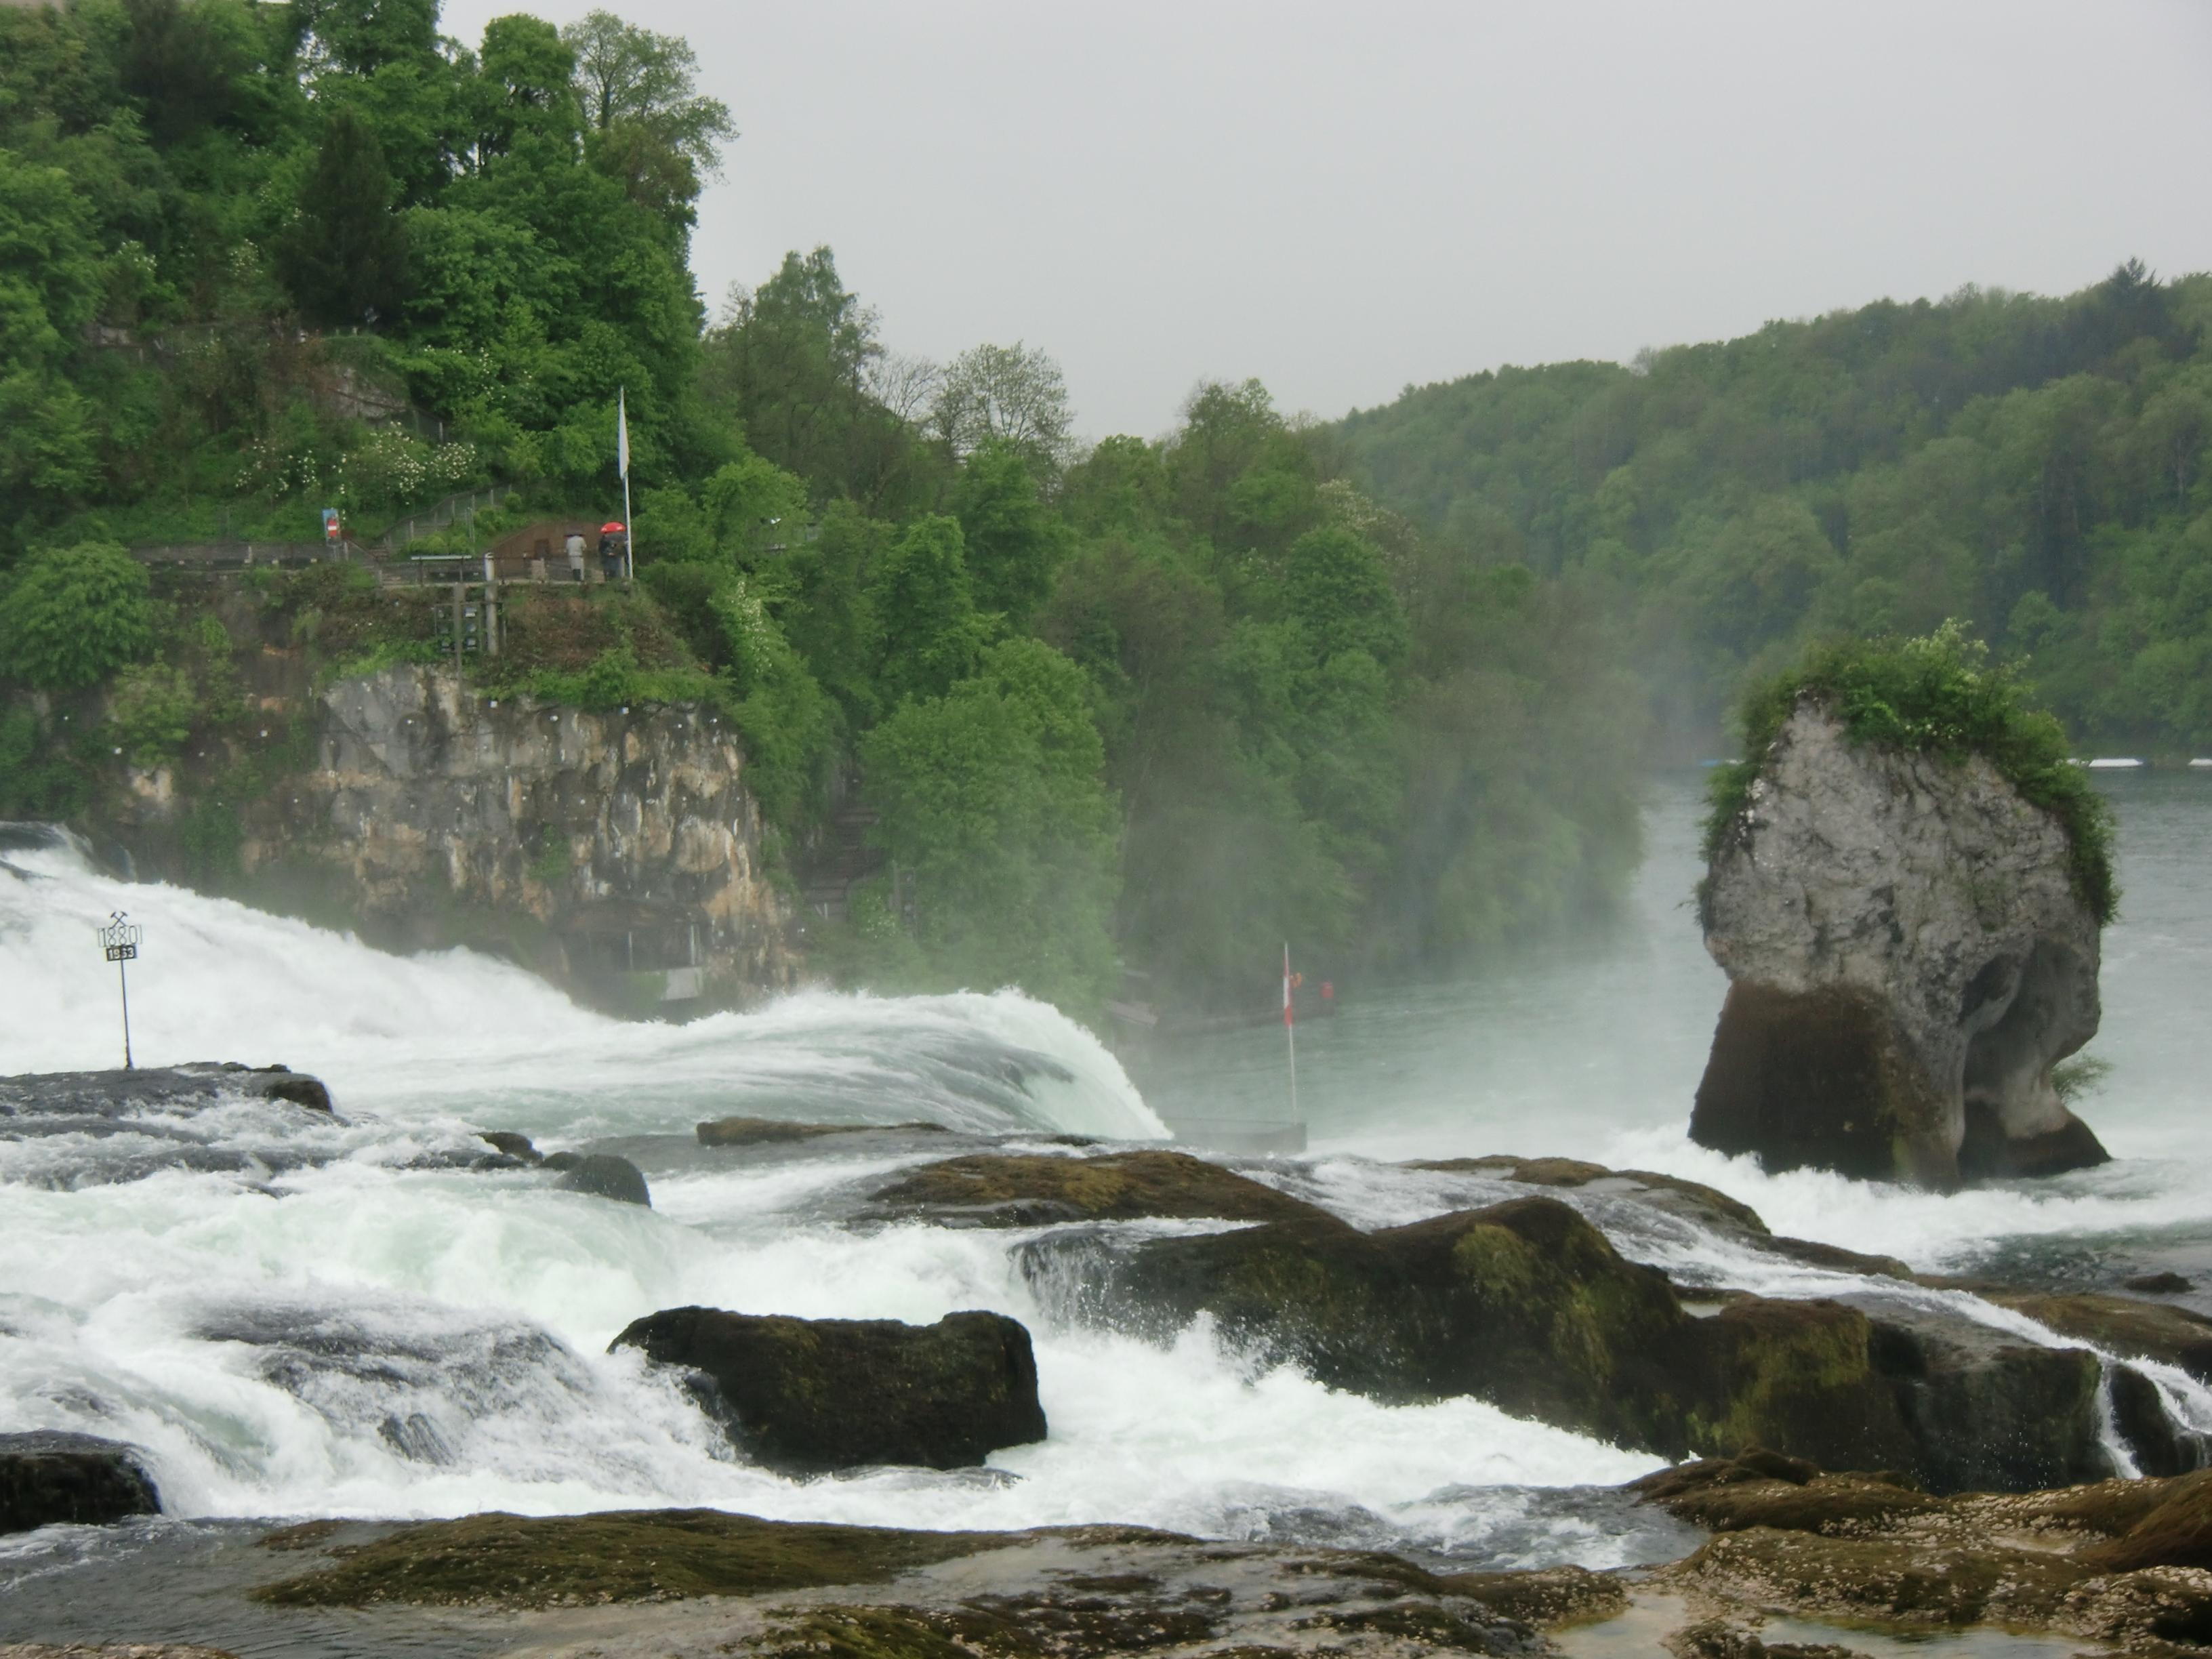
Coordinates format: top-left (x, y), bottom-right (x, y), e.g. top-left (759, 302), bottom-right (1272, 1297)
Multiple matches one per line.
top-left (1640, 1456), bottom-right (2212, 1652)
top-left (1990, 1290), bottom-right (2212, 1384)
top-left (1629, 1452), bottom-right (1944, 1536)
top-left (2082, 1470), bottom-right (2212, 1573)
top-left (253, 1509), bottom-right (1007, 1607)
top-left (1093, 1195), bottom-right (2109, 1489)
top-left (611, 1307), bottom-right (1046, 1473)
top-left (1435, 1563), bottom-right (1629, 1629)
top-left (1410, 1154), bottom-right (1770, 1235)
top-left (697, 1117), bottom-right (949, 1147)
top-left (869, 1151), bottom-right (1323, 1228)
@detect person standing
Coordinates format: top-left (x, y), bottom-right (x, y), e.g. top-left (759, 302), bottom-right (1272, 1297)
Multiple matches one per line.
top-left (565, 529), bottom-right (586, 583)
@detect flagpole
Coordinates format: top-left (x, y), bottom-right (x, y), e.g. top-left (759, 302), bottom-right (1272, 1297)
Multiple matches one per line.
top-left (1283, 942), bottom-right (1299, 1122)
top-left (617, 387), bottom-right (635, 583)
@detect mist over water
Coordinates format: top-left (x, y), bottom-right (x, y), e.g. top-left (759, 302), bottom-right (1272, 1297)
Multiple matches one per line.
top-left (3, 768), bottom-right (2209, 1568)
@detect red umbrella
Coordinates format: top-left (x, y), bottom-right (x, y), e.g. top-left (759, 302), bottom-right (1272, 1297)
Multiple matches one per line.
top-left (601, 522), bottom-right (626, 532)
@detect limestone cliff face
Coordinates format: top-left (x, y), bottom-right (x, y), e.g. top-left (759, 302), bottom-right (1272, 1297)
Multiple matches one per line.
top-left (122, 665), bottom-right (796, 1008)
top-left (1693, 699), bottom-right (2105, 1188)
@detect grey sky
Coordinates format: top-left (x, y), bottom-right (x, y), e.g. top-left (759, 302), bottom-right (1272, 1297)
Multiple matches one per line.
top-left (449, 0), bottom-right (2212, 441)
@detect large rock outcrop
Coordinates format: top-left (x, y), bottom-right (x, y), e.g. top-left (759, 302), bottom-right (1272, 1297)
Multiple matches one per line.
top-left (611, 1307), bottom-right (1047, 1474)
top-left (1694, 699), bottom-right (2106, 1187)
top-left (1055, 1191), bottom-right (2114, 1491)
top-left (109, 665), bottom-right (796, 1009)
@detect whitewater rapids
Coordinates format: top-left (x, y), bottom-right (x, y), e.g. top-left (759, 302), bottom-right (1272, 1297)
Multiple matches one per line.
top-left (5, 764), bottom-right (2212, 1567)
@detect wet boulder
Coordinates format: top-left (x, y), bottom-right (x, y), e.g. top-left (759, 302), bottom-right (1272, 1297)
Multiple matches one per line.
top-left (1696, 699), bottom-right (2106, 1187)
top-left (1088, 1194), bottom-right (2114, 1491)
top-left (611, 1307), bottom-right (1046, 1473)
top-left (1987, 1290), bottom-right (2212, 1385)
top-left (541, 1151), bottom-right (650, 1207)
top-left (1103, 1196), bottom-right (1700, 1452)
top-left (0, 1431), bottom-right (160, 1533)
top-left (869, 1149), bottom-right (1322, 1228)
top-left (0, 1063), bottom-right (335, 1125)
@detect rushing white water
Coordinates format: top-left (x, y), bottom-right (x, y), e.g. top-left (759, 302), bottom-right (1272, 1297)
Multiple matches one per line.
top-left (0, 827), bottom-right (1666, 1561)
top-left (4, 769), bottom-right (2210, 1566)
top-left (0, 827), bottom-right (1166, 1143)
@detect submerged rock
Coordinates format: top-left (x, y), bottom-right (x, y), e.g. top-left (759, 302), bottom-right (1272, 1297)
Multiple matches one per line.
top-left (1695, 699), bottom-right (2107, 1187)
top-left (0, 1431), bottom-right (160, 1534)
top-left (478, 1130), bottom-right (541, 1163)
top-left (0, 1063), bottom-right (334, 1123)
top-left (868, 1149), bottom-right (1322, 1228)
top-left (611, 1307), bottom-right (1047, 1473)
top-left (541, 1151), bottom-right (650, 1207)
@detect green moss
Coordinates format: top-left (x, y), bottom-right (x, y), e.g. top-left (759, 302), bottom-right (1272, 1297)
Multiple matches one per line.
top-left (251, 1509), bottom-right (1005, 1609)
top-left (1704, 621), bottom-right (2118, 922)
top-left (870, 1152), bottom-right (1323, 1227)
top-left (749, 1607), bottom-right (979, 1659)
top-left (1687, 1304), bottom-right (1879, 1458)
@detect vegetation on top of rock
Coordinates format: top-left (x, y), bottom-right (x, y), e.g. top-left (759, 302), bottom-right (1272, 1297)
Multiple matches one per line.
top-left (1703, 622), bottom-right (2117, 922)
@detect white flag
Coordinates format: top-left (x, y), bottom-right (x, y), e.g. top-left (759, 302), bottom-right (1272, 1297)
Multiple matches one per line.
top-left (617, 386), bottom-right (630, 480)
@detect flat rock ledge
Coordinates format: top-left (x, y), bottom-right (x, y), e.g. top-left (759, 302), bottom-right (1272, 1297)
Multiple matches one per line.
top-left (1695, 699), bottom-right (2106, 1187)
top-left (242, 1509), bottom-right (1618, 1655)
top-left (91, 1466), bottom-right (2212, 1658)
top-left (1639, 1450), bottom-right (2212, 1655)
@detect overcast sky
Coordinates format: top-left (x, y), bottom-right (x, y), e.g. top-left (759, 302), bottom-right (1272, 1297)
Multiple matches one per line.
top-left (449, 0), bottom-right (2212, 441)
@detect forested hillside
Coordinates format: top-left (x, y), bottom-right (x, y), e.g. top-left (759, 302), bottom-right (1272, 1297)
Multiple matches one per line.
top-left (0, 0), bottom-right (1641, 1018)
top-left (1338, 264), bottom-right (2212, 751)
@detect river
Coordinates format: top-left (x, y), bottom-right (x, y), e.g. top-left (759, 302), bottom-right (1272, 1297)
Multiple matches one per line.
top-left (1, 769), bottom-right (2208, 1596)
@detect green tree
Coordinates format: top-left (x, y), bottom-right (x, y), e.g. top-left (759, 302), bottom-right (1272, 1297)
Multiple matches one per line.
top-left (1, 541), bottom-right (154, 690)
top-left (562, 9), bottom-right (733, 224)
top-left (954, 438), bottom-right (1069, 623)
top-left (933, 341), bottom-right (1071, 467)
top-left (274, 106), bottom-right (409, 326)
top-left (865, 514), bottom-right (987, 706)
top-left (861, 639), bottom-right (1120, 1013)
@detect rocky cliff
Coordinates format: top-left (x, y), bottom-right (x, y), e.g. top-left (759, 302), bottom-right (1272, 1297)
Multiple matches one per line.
top-left (1693, 697), bottom-right (2106, 1187)
top-left (112, 665), bottom-right (796, 1010)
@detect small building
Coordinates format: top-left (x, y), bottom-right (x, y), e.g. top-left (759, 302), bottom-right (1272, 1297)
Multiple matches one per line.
top-left (488, 518), bottom-right (598, 582)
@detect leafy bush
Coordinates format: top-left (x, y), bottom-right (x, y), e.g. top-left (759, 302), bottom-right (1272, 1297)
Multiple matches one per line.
top-left (106, 662), bottom-right (197, 762)
top-left (0, 541), bottom-right (154, 690)
top-left (1705, 621), bottom-right (2116, 921)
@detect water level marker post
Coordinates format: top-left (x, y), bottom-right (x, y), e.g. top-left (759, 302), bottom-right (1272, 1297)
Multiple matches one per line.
top-left (98, 912), bottom-right (142, 1070)
top-left (1282, 942), bottom-right (1299, 1124)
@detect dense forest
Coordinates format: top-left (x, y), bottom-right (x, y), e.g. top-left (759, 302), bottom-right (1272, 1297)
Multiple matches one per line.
top-left (5, 0), bottom-right (2203, 1023)
top-left (0, 0), bottom-right (1641, 1017)
top-left (1338, 264), bottom-right (2212, 752)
